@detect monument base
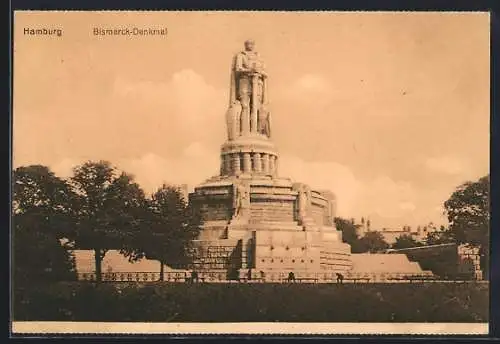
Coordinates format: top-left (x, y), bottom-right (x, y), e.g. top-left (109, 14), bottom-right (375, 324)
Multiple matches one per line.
top-left (189, 174), bottom-right (352, 281)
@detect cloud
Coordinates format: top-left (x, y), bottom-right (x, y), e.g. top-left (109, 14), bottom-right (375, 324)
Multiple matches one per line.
top-left (279, 155), bottom-right (447, 227)
top-left (112, 69), bottom-right (227, 141)
top-left (399, 201), bottom-right (417, 211)
top-left (34, 70), bottom-right (453, 229)
top-left (51, 158), bottom-right (78, 178)
top-left (356, 176), bottom-right (418, 220)
top-left (425, 156), bottom-right (466, 175)
top-left (283, 74), bottom-right (336, 104)
top-left (48, 151), bottom-right (451, 228)
top-left (119, 143), bottom-right (220, 195)
top-left (279, 154), bottom-right (361, 216)
top-left (291, 74), bottom-right (333, 93)
top-left (50, 144), bottom-right (219, 196)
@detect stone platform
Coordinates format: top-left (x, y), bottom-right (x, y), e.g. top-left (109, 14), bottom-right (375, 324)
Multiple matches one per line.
top-left (189, 173), bottom-right (352, 280)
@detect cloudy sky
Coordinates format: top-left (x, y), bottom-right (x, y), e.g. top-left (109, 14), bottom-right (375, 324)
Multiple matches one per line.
top-left (14, 11), bottom-right (489, 228)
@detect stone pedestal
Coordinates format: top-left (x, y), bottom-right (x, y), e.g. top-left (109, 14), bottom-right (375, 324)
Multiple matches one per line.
top-left (189, 174), bottom-right (352, 281)
top-left (187, 40), bottom-right (352, 282)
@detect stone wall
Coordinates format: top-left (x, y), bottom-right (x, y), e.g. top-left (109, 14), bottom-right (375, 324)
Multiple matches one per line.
top-left (319, 249), bottom-right (352, 271)
top-left (250, 200), bottom-right (295, 222)
top-left (198, 200), bottom-right (232, 222)
top-left (310, 203), bottom-right (327, 227)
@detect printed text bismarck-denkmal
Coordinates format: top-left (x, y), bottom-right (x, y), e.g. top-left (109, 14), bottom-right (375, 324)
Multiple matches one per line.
top-left (93, 27), bottom-right (168, 37)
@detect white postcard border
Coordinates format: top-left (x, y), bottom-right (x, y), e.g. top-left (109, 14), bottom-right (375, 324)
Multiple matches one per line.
top-left (12, 322), bottom-right (489, 335)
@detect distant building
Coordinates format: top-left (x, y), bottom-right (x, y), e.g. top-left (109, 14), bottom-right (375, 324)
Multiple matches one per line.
top-left (180, 184), bottom-right (189, 202)
top-left (355, 216), bottom-right (371, 237)
top-left (354, 217), bottom-right (442, 244)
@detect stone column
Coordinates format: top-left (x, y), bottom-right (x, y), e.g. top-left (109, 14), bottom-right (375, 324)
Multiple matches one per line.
top-left (262, 154), bottom-right (270, 175)
top-left (269, 155), bottom-right (275, 176)
top-left (232, 153), bottom-right (241, 174)
top-left (220, 157), bottom-right (225, 175)
top-left (272, 156), bottom-right (278, 176)
top-left (253, 153), bottom-right (262, 173)
top-left (243, 152), bottom-right (252, 174)
top-left (224, 154), bottom-right (232, 175)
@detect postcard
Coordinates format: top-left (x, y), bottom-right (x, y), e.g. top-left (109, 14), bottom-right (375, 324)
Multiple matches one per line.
top-left (11, 10), bottom-right (490, 335)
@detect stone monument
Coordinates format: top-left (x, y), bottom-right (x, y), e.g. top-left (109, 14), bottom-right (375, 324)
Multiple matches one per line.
top-left (189, 40), bottom-right (352, 282)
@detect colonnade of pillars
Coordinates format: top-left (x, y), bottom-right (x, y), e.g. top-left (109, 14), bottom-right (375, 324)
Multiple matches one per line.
top-left (221, 152), bottom-right (278, 176)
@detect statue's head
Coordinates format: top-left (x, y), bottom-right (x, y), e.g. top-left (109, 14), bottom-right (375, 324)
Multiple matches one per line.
top-left (244, 39), bottom-right (255, 51)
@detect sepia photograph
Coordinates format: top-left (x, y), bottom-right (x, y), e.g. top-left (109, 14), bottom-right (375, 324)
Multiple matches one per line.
top-left (11, 11), bottom-right (490, 335)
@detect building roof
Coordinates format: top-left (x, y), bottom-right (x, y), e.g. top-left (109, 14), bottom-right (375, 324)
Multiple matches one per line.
top-left (386, 243), bottom-right (457, 253)
top-left (350, 253), bottom-right (423, 274)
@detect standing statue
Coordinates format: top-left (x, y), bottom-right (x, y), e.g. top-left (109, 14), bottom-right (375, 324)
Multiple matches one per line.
top-left (295, 183), bottom-right (312, 224)
top-left (228, 39), bottom-right (270, 139)
top-left (233, 182), bottom-right (250, 219)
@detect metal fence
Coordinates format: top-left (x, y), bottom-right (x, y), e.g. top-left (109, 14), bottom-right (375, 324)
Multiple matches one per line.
top-left (76, 271), bottom-right (484, 284)
top-left (78, 272), bottom-right (189, 282)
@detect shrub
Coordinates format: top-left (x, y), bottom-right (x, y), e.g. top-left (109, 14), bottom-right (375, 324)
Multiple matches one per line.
top-left (12, 282), bottom-right (489, 322)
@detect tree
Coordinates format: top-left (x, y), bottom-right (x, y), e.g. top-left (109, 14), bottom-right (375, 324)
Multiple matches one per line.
top-left (13, 223), bottom-right (76, 285)
top-left (392, 234), bottom-right (421, 249)
top-left (13, 165), bottom-right (77, 238)
top-left (444, 175), bottom-right (490, 278)
top-left (424, 226), bottom-right (454, 246)
top-left (334, 217), bottom-right (363, 253)
top-left (357, 232), bottom-right (390, 253)
top-left (123, 185), bottom-right (202, 281)
top-left (12, 165), bottom-right (77, 286)
top-left (334, 217), bottom-right (360, 244)
top-left (334, 217), bottom-right (391, 253)
top-left (70, 161), bottom-right (147, 282)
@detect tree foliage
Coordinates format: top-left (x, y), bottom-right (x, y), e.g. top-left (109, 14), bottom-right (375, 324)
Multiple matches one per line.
top-left (358, 231), bottom-right (390, 253)
top-left (444, 175), bottom-right (489, 245)
top-left (13, 227), bottom-right (76, 285)
top-left (122, 184), bottom-right (202, 280)
top-left (70, 161), bottom-right (147, 282)
top-left (444, 174), bottom-right (490, 278)
top-left (392, 234), bottom-right (421, 250)
top-left (12, 166), bottom-right (77, 286)
top-left (12, 162), bottom-right (205, 284)
top-left (334, 217), bottom-right (360, 247)
top-left (424, 227), bottom-right (455, 246)
top-left (334, 217), bottom-right (390, 253)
